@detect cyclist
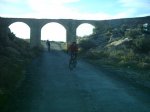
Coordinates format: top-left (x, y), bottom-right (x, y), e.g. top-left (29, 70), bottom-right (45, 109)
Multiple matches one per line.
top-left (68, 42), bottom-right (78, 59)
top-left (68, 42), bottom-right (78, 70)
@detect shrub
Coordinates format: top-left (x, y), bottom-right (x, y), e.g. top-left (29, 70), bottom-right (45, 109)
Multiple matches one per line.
top-left (79, 39), bottom-right (97, 51)
top-left (8, 32), bottom-right (16, 41)
top-left (125, 28), bottom-right (141, 39)
top-left (133, 37), bottom-right (150, 54)
top-left (86, 50), bottom-right (108, 59)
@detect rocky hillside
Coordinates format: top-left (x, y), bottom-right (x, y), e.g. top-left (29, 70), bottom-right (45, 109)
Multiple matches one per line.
top-left (78, 16), bottom-right (150, 87)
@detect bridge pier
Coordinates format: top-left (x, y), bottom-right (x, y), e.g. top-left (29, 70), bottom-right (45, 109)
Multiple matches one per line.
top-left (66, 28), bottom-right (76, 50)
top-left (30, 22), bottom-right (41, 48)
top-left (66, 21), bottom-right (77, 49)
top-left (66, 30), bottom-right (76, 44)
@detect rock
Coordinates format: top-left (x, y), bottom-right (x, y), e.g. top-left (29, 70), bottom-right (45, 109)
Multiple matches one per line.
top-left (107, 38), bottom-right (132, 47)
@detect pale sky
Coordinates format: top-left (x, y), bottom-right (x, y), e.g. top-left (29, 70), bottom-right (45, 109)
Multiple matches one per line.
top-left (1, 0), bottom-right (150, 19)
top-left (2, 0), bottom-right (150, 41)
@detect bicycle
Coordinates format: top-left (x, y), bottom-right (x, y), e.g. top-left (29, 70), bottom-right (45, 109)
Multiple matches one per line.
top-left (69, 53), bottom-right (77, 71)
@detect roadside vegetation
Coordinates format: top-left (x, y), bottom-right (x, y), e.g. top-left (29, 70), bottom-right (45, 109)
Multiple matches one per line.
top-left (78, 20), bottom-right (150, 87)
top-left (0, 28), bottom-right (43, 109)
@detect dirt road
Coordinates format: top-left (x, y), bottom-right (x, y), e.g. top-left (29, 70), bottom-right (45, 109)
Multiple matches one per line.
top-left (4, 43), bottom-right (150, 112)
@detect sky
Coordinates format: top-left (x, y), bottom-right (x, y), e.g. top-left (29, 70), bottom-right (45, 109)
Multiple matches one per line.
top-left (1, 0), bottom-right (150, 20)
top-left (1, 0), bottom-right (150, 41)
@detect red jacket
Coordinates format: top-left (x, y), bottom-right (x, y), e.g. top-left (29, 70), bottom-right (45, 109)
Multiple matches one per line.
top-left (68, 44), bottom-right (78, 52)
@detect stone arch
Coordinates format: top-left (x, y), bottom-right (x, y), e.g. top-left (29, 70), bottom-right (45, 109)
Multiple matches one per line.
top-left (8, 22), bottom-right (30, 40)
top-left (0, 17), bottom-right (108, 48)
top-left (76, 23), bottom-right (95, 37)
top-left (7, 20), bottom-right (30, 27)
top-left (41, 22), bottom-right (67, 42)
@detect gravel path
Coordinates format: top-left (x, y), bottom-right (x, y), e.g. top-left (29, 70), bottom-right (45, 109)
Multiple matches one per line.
top-left (4, 43), bottom-right (150, 112)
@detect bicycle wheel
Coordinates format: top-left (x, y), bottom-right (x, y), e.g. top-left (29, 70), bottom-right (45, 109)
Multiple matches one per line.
top-left (69, 53), bottom-right (77, 70)
top-left (69, 59), bottom-right (74, 70)
top-left (73, 59), bottom-right (77, 68)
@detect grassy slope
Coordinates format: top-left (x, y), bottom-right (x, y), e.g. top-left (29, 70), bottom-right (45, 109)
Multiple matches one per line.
top-left (0, 37), bottom-right (42, 110)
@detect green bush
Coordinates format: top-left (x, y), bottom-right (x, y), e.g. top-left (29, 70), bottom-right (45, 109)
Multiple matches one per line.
top-left (133, 37), bottom-right (150, 54)
top-left (79, 39), bottom-right (97, 51)
top-left (86, 50), bottom-right (108, 59)
top-left (8, 32), bottom-right (16, 41)
top-left (125, 28), bottom-right (141, 39)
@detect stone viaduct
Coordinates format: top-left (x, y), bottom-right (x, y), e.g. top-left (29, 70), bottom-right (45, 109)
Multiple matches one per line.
top-left (0, 16), bottom-right (149, 47)
top-left (0, 17), bottom-right (106, 47)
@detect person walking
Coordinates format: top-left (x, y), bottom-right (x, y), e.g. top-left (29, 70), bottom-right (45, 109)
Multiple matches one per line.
top-left (46, 40), bottom-right (50, 52)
